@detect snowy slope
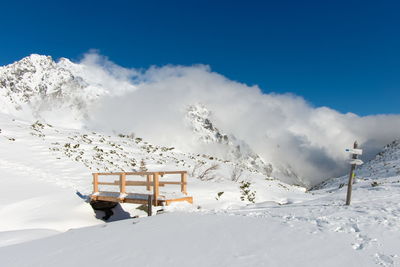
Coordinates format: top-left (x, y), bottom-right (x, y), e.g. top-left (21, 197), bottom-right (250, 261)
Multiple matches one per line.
top-left (357, 139), bottom-right (400, 179)
top-left (2, 54), bottom-right (400, 187)
top-left (0, 112), bottom-right (307, 233)
top-left (0, 213), bottom-right (381, 267)
top-left (0, 55), bottom-right (280, 182)
top-left (1, 174), bottom-right (399, 266)
top-left (186, 104), bottom-right (273, 175)
top-left (1, 110), bottom-right (399, 266)
top-left (1, 54), bottom-right (400, 266)
top-left (314, 139), bottom-right (400, 191)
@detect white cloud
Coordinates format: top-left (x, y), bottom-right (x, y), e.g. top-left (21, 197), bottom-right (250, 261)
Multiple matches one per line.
top-left (78, 52), bottom-right (400, 186)
top-left (77, 50), bottom-right (139, 96)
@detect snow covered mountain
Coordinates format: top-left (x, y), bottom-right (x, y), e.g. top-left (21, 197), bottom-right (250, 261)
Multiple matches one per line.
top-left (185, 104), bottom-right (273, 176)
top-left (357, 139), bottom-right (400, 179)
top-left (0, 54), bottom-right (137, 126)
top-left (313, 139), bottom-right (400, 190)
top-left (1, 55), bottom-right (400, 266)
top-left (0, 55), bottom-right (277, 181)
top-left (0, 55), bottom-right (93, 122)
top-left (1, 54), bottom-right (399, 188)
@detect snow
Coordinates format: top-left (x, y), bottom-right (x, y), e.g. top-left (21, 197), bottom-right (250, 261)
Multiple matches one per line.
top-left (0, 55), bottom-right (399, 266)
top-left (0, 229), bottom-right (59, 248)
top-left (0, 213), bottom-right (370, 267)
top-left (0, 210), bottom-right (398, 267)
top-left (0, 110), bottom-right (399, 266)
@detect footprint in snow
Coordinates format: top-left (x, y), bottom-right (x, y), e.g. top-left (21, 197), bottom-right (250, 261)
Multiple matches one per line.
top-left (374, 253), bottom-right (396, 267)
top-left (352, 234), bottom-right (376, 250)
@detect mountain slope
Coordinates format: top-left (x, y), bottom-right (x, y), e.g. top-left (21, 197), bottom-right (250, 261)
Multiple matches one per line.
top-left (186, 104), bottom-right (273, 175)
top-left (313, 139), bottom-right (400, 191)
top-left (2, 54), bottom-right (400, 187)
top-left (357, 139), bottom-right (400, 179)
top-left (0, 55), bottom-right (278, 183)
top-left (0, 55), bottom-right (91, 122)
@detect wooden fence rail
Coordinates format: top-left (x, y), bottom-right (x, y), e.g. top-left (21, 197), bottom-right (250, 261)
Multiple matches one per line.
top-left (92, 171), bottom-right (189, 206)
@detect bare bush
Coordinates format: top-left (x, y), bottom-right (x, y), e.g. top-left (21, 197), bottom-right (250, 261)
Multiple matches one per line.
top-left (197, 163), bottom-right (219, 181)
top-left (190, 161), bottom-right (205, 177)
top-left (230, 165), bottom-right (243, 182)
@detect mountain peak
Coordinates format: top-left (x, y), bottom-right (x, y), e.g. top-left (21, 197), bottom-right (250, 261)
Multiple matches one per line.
top-left (17, 54), bottom-right (55, 69)
top-left (185, 103), bottom-right (273, 175)
top-left (24, 53), bottom-right (53, 61)
top-left (0, 54), bottom-right (92, 124)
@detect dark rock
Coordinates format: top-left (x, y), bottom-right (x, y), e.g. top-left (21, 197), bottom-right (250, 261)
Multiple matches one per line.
top-left (90, 200), bottom-right (118, 220)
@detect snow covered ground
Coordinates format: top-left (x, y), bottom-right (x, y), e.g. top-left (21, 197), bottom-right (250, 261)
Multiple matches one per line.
top-left (0, 111), bottom-right (399, 266)
top-left (0, 176), bottom-right (399, 267)
top-left (1, 54), bottom-right (399, 267)
top-left (0, 213), bottom-right (383, 267)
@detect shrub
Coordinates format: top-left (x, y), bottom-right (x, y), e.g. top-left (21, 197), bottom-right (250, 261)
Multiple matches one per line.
top-left (239, 181), bottom-right (256, 203)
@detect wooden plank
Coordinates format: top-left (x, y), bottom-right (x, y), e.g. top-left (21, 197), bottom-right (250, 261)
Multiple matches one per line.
top-left (95, 181), bottom-right (119, 185)
top-left (124, 181), bottom-right (152, 186)
top-left (126, 193), bottom-right (155, 198)
top-left (164, 196), bottom-right (193, 206)
top-left (146, 174), bottom-right (153, 191)
top-left (94, 195), bottom-right (151, 205)
top-left (158, 171), bottom-right (187, 175)
top-left (153, 173), bottom-right (160, 206)
top-left (94, 172), bottom-right (152, 176)
top-left (91, 170), bottom-right (190, 207)
top-left (159, 181), bottom-right (186, 185)
top-left (123, 180), bottom-right (184, 187)
top-left (181, 172), bottom-right (187, 195)
top-left (124, 172), bottom-right (156, 176)
top-left (94, 171), bottom-right (188, 176)
top-left (93, 192), bottom-right (192, 207)
top-left (93, 173), bottom-right (99, 193)
top-left (120, 173), bottom-right (126, 194)
top-left (95, 196), bottom-right (121, 203)
top-left (96, 191), bottom-right (122, 194)
top-left (95, 172), bottom-right (125, 176)
top-left (123, 198), bottom-right (151, 205)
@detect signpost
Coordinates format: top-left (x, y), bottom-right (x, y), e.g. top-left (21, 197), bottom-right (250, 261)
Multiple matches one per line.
top-left (345, 148), bottom-right (363, 155)
top-left (349, 159), bottom-right (363, 165)
top-left (345, 141), bottom-right (363, 205)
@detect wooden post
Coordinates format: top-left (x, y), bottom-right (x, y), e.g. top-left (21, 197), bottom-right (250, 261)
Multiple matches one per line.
top-left (346, 141), bottom-right (358, 205)
top-left (153, 172), bottom-right (159, 206)
top-left (181, 172), bottom-right (187, 195)
top-left (146, 174), bottom-right (153, 191)
top-left (147, 195), bottom-right (153, 216)
top-left (120, 173), bottom-right (126, 194)
top-left (93, 173), bottom-right (99, 193)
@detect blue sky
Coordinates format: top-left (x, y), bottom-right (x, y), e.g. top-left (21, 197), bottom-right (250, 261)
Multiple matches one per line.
top-left (0, 0), bottom-right (399, 115)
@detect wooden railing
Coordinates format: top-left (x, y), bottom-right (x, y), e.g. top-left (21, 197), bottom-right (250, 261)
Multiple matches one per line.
top-left (92, 171), bottom-right (188, 205)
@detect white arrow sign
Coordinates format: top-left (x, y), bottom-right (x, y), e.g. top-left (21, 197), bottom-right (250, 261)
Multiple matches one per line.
top-left (345, 148), bottom-right (363, 155)
top-left (349, 159), bottom-right (364, 165)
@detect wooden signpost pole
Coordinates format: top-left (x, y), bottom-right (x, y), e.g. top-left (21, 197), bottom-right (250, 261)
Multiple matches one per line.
top-left (346, 141), bottom-right (358, 206)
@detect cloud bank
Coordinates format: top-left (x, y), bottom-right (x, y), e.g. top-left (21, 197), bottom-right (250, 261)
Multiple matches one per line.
top-left (76, 52), bottom-right (400, 186)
